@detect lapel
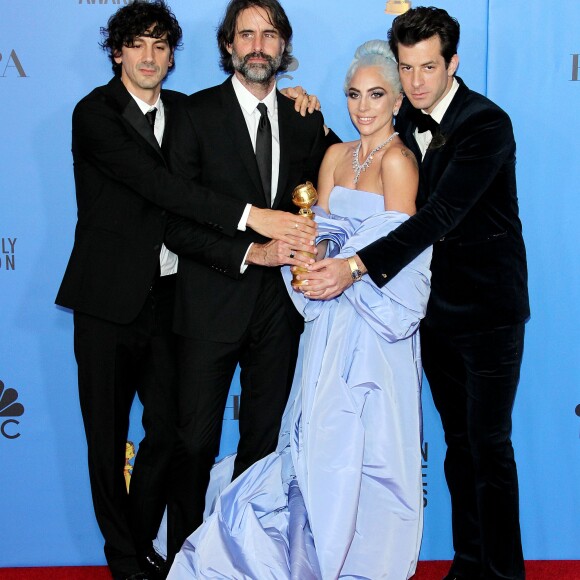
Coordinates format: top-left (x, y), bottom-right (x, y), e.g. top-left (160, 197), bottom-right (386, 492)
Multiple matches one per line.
top-left (422, 77), bottom-right (468, 166)
top-left (220, 78), bottom-right (266, 205)
top-left (436, 76), bottom-right (468, 137)
top-left (106, 77), bottom-right (163, 159)
top-left (160, 89), bottom-right (174, 158)
top-left (273, 90), bottom-right (295, 209)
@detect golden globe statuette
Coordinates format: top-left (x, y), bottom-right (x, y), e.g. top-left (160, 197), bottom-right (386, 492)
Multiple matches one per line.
top-left (291, 181), bottom-right (318, 286)
top-left (385, 0), bottom-right (412, 15)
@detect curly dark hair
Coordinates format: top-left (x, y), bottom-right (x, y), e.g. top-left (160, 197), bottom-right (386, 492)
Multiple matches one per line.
top-left (388, 6), bottom-right (460, 67)
top-left (216, 0), bottom-right (293, 75)
top-left (100, 0), bottom-right (183, 76)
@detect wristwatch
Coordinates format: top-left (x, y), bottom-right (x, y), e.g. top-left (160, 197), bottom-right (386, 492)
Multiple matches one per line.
top-left (347, 256), bottom-right (363, 282)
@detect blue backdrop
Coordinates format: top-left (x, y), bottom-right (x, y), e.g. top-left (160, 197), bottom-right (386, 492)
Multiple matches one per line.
top-left (1, 0), bottom-right (579, 567)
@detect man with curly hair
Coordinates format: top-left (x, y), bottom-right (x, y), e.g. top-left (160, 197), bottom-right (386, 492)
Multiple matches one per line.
top-left (56, 1), bottom-right (317, 578)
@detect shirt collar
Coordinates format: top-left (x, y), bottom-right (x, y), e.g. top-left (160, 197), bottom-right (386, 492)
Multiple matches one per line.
top-left (427, 77), bottom-right (459, 124)
top-left (128, 91), bottom-right (163, 116)
top-left (231, 74), bottom-right (277, 116)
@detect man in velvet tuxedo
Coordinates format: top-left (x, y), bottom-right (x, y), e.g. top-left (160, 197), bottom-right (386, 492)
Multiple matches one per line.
top-left (163, 0), bottom-right (338, 562)
top-left (55, 2), bottom-right (318, 578)
top-left (301, 8), bottom-right (529, 580)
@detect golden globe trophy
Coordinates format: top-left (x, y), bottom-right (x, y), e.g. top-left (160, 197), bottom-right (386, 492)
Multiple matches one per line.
top-left (385, 0), bottom-right (412, 15)
top-left (291, 181), bottom-right (318, 286)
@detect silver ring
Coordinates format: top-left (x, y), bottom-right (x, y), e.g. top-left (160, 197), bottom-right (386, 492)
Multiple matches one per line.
top-left (289, 252), bottom-right (295, 259)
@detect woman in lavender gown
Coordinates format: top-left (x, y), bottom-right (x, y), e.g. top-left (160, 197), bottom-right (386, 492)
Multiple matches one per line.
top-left (166, 40), bottom-right (432, 579)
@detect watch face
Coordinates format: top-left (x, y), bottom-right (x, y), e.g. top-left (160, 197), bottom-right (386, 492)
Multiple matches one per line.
top-left (348, 257), bottom-right (362, 281)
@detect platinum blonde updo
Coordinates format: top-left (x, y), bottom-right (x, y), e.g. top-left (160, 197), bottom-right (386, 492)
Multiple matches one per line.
top-left (344, 39), bottom-right (401, 95)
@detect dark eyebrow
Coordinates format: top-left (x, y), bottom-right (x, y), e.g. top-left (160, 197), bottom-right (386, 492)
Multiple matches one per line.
top-left (237, 27), bottom-right (279, 34)
top-left (347, 86), bottom-right (386, 93)
top-left (135, 34), bottom-right (169, 44)
top-left (399, 60), bottom-right (436, 67)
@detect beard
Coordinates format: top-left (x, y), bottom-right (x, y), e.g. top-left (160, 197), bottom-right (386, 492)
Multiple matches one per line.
top-left (231, 49), bottom-right (282, 84)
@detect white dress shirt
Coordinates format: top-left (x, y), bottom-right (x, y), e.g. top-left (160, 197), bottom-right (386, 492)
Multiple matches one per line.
top-left (414, 77), bottom-right (460, 159)
top-left (231, 74), bottom-right (280, 205)
top-left (130, 92), bottom-right (178, 276)
top-left (231, 75), bottom-right (282, 272)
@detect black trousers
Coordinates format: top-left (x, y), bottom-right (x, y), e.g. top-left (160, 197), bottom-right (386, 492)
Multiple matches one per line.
top-left (167, 274), bottom-right (301, 561)
top-left (74, 275), bottom-right (177, 580)
top-left (421, 322), bottom-right (526, 580)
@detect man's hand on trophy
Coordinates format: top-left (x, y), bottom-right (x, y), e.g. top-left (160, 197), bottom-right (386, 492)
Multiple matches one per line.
top-left (292, 257), bottom-right (355, 300)
top-left (247, 207), bottom-right (316, 246)
top-left (246, 238), bottom-right (317, 268)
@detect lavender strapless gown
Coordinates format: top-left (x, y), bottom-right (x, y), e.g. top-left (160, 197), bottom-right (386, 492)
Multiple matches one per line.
top-left (162, 186), bottom-right (432, 579)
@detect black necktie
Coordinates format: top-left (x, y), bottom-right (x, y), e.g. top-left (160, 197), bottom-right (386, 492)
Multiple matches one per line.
top-left (255, 103), bottom-right (272, 205)
top-left (413, 109), bottom-right (439, 134)
top-left (145, 107), bottom-right (157, 129)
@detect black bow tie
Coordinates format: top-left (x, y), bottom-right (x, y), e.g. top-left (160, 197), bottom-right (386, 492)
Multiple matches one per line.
top-left (413, 110), bottom-right (439, 134)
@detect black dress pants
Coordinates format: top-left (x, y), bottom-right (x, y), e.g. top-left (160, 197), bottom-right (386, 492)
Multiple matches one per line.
top-left (421, 322), bottom-right (526, 580)
top-left (74, 275), bottom-right (177, 579)
top-left (167, 274), bottom-right (301, 562)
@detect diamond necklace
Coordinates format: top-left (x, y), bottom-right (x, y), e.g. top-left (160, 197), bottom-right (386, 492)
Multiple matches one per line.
top-left (352, 131), bottom-right (398, 185)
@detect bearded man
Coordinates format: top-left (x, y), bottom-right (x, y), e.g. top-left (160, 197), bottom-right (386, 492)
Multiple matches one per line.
top-left (162, 0), bottom-right (339, 565)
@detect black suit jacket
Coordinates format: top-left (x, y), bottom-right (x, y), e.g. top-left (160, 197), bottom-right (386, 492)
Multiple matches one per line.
top-left (56, 77), bottom-right (246, 324)
top-left (165, 77), bottom-right (335, 342)
top-left (358, 78), bottom-right (529, 332)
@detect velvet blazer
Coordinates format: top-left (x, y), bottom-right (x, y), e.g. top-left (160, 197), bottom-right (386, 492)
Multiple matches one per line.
top-left (358, 78), bottom-right (529, 332)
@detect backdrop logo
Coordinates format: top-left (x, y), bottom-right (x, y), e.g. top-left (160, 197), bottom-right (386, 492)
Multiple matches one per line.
top-left (277, 53), bottom-right (298, 83)
top-left (422, 441), bottom-right (428, 507)
top-left (1, 238), bottom-right (16, 271)
top-left (576, 404), bottom-right (580, 437)
top-left (0, 380), bottom-right (24, 439)
top-left (0, 50), bottom-right (27, 78)
top-left (78, 0), bottom-right (133, 5)
top-left (572, 54), bottom-right (579, 81)
top-left (125, 441), bottom-right (136, 490)
top-left (224, 394), bottom-right (240, 421)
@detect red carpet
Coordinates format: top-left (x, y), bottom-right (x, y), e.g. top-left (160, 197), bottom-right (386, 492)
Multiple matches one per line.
top-left (0, 562), bottom-right (578, 579)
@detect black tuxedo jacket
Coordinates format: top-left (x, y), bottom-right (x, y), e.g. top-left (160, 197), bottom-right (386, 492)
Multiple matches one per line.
top-left (165, 77), bottom-right (336, 342)
top-left (358, 78), bottom-right (529, 332)
top-left (56, 76), bottom-right (246, 324)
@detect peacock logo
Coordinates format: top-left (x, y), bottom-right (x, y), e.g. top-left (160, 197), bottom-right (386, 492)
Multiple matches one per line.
top-left (0, 380), bottom-right (24, 439)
